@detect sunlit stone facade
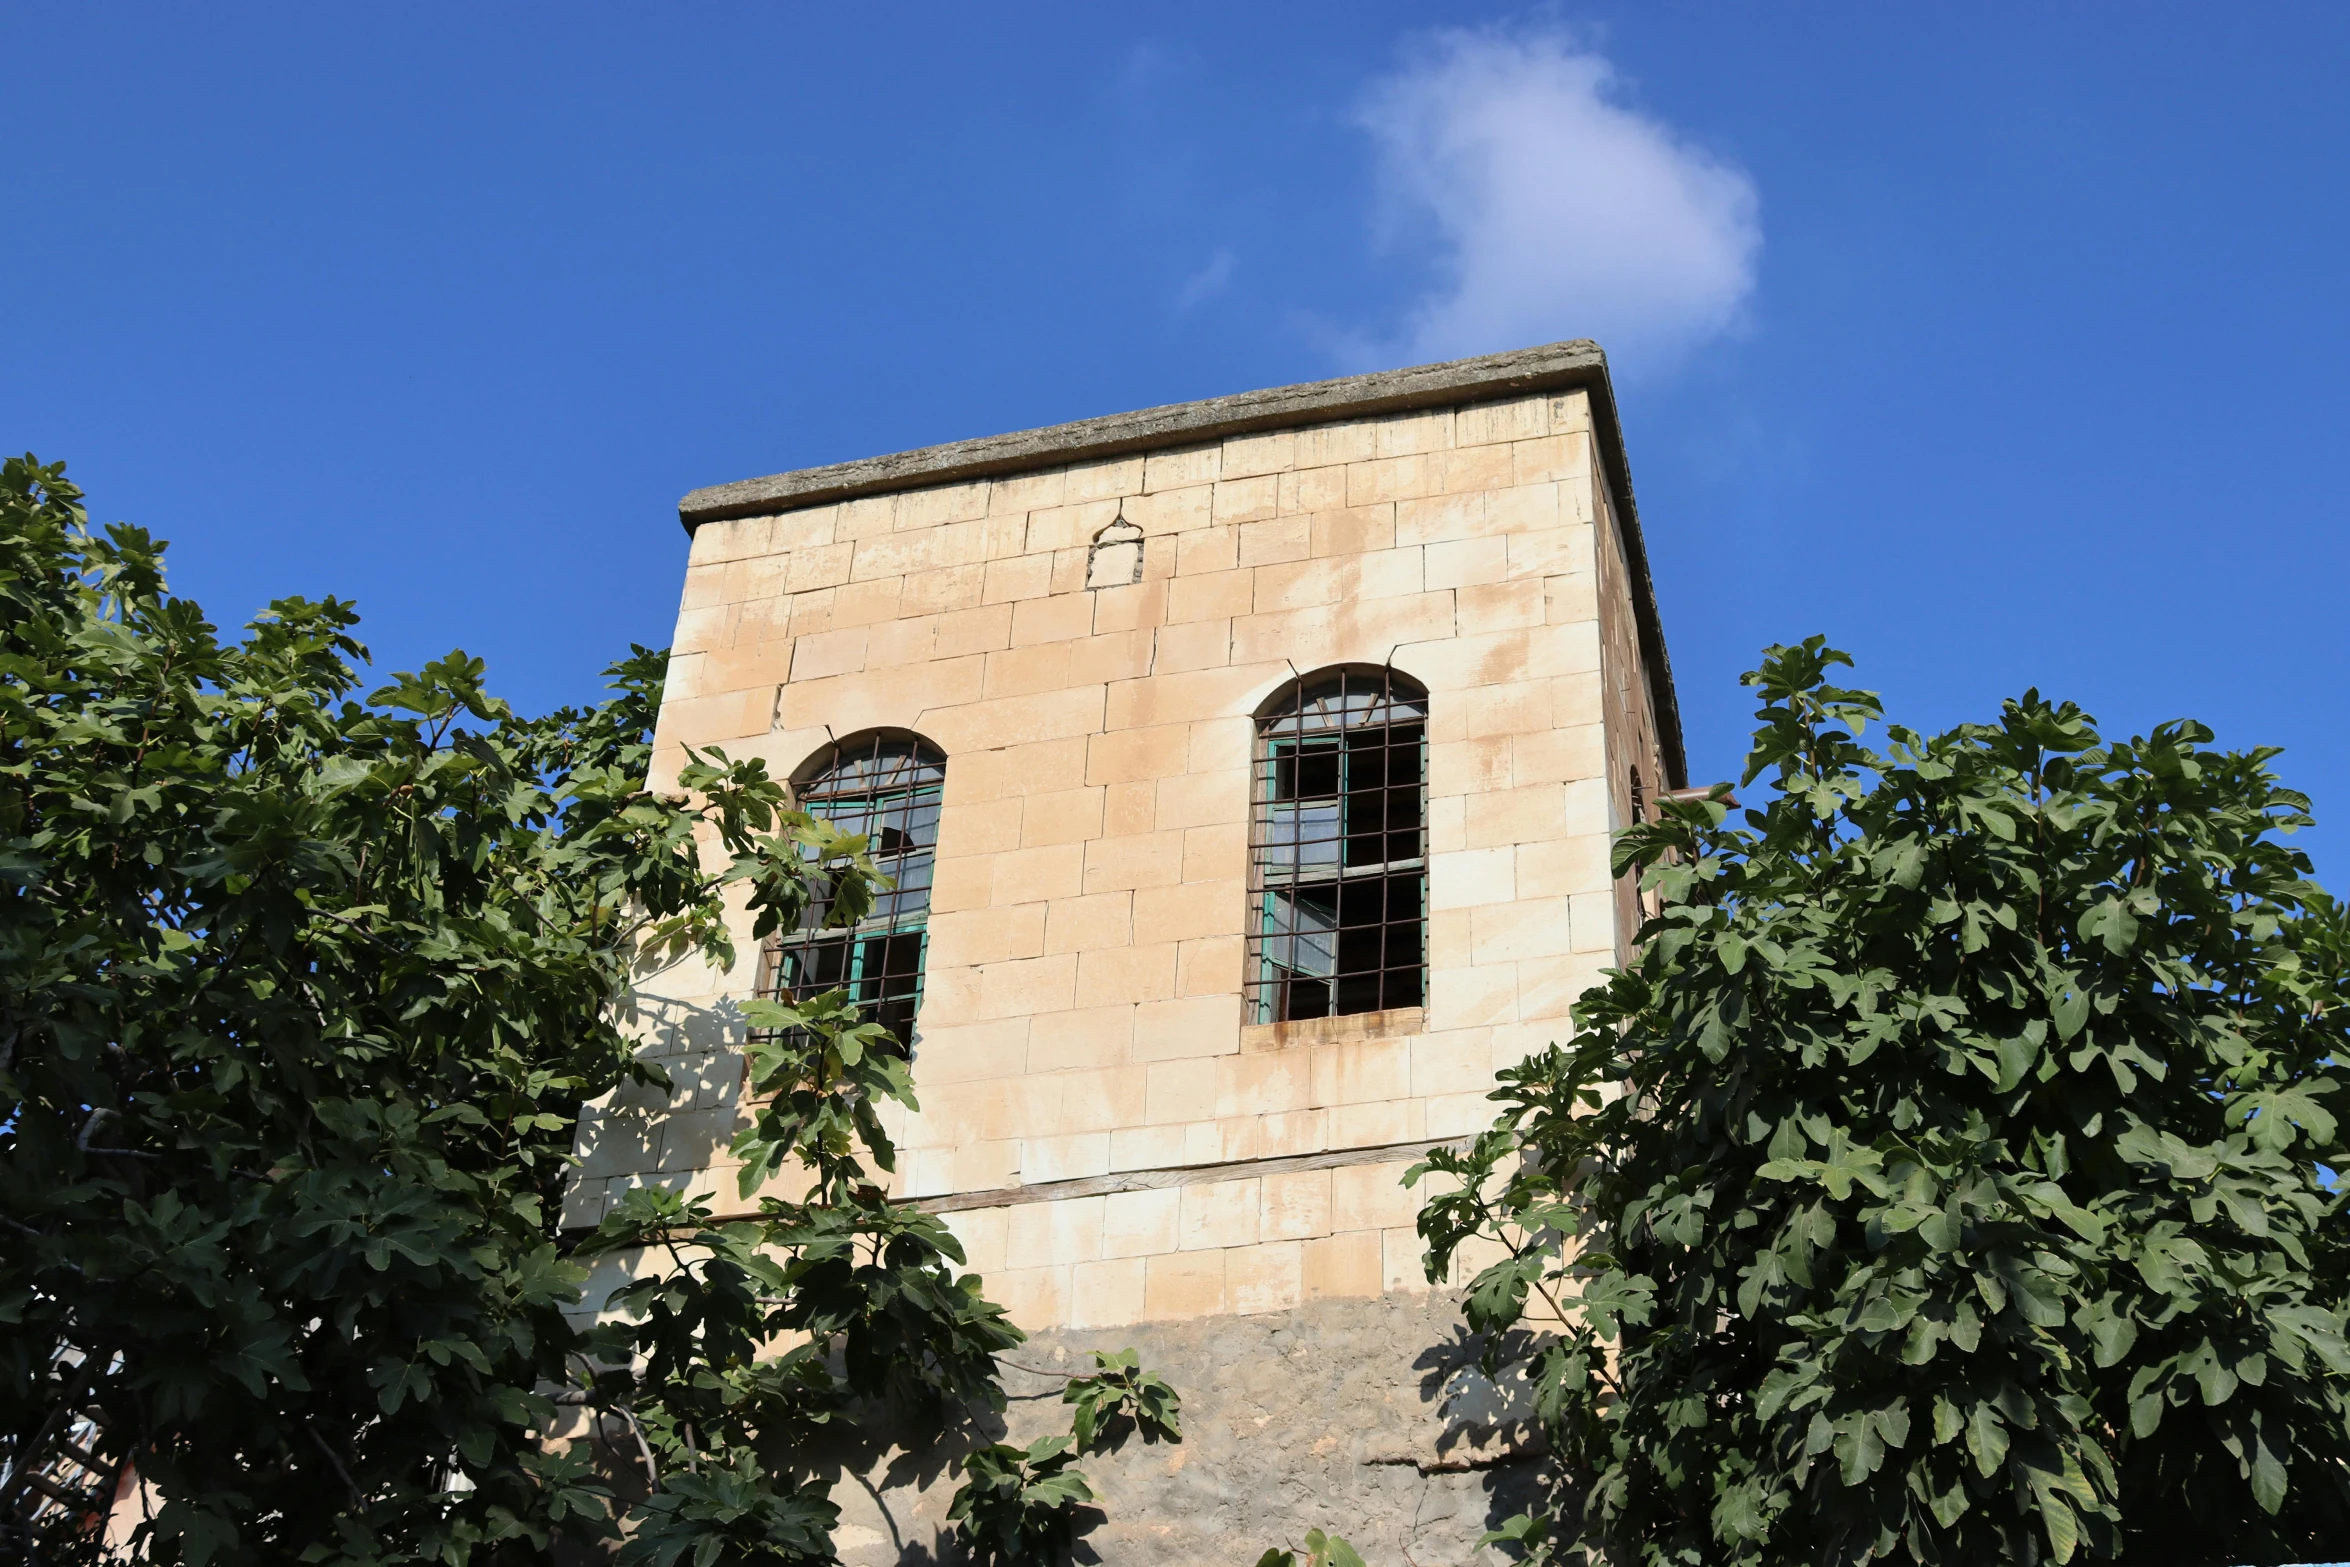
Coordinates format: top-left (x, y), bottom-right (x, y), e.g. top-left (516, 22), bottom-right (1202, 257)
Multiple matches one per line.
top-left (569, 340), bottom-right (1682, 1564)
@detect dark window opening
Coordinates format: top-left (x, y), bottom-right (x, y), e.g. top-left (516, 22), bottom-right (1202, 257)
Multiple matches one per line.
top-left (755, 734), bottom-right (944, 1052)
top-left (1248, 669), bottom-right (1429, 1024)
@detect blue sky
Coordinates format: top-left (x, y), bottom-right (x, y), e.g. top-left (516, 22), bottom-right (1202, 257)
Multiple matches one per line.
top-left (6, 4), bottom-right (2347, 881)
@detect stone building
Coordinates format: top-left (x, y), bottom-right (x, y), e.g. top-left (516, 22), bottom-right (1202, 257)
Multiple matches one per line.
top-left (568, 339), bottom-right (1683, 1563)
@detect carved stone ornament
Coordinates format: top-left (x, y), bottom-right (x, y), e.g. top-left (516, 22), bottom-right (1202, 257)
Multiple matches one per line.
top-left (1085, 513), bottom-right (1145, 590)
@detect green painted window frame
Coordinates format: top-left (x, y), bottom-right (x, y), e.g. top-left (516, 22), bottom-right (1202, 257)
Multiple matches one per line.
top-left (755, 733), bottom-right (944, 1051)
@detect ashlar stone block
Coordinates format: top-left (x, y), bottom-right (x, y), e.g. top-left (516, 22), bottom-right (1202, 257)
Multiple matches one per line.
top-left (1143, 1250), bottom-right (1225, 1320)
top-left (1178, 1178), bottom-right (1260, 1251)
top-left (1226, 1240), bottom-right (1304, 1314)
top-left (1218, 428), bottom-right (1296, 479)
top-left (1102, 1187), bottom-right (1181, 1259)
top-left (1067, 1258), bottom-right (1147, 1328)
top-left (1276, 462), bottom-right (1348, 516)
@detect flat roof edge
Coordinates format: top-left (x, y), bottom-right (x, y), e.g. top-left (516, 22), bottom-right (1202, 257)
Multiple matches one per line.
top-left (678, 340), bottom-right (1611, 528)
top-left (678, 336), bottom-right (1687, 787)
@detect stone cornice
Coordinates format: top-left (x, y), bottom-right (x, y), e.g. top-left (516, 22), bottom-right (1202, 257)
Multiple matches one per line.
top-left (674, 339), bottom-right (1686, 786)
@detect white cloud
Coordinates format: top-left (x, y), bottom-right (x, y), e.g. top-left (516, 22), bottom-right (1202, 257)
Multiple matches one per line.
top-left (1355, 26), bottom-right (1760, 372)
top-left (1177, 246), bottom-right (1238, 310)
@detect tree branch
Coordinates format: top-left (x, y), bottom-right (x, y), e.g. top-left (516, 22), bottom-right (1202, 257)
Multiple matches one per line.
top-left (305, 1421), bottom-right (364, 1509)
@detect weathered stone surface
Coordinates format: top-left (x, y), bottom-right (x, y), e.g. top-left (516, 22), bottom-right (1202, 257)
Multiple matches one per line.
top-left (679, 343), bottom-right (1608, 530)
top-left (825, 1291), bottom-right (1551, 1566)
top-left (570, 344), bottom-right (1691, 1558)
top-left (671, 341), bottom-right (1679, 784)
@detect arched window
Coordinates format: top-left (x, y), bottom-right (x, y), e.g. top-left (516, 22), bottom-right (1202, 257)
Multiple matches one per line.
top-left (755, 732), bottom-right (945, 1049)
top-left (1248, 668), bottom-right (1428, 1023)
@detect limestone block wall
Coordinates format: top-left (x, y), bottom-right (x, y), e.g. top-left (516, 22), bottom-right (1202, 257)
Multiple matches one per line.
top-left (1593, 458), bottom-right (1675, 954)
top-left (563, 347), bottom-right (1681, 1562)
top-left (574, 387), bottom-right (1645, 1290)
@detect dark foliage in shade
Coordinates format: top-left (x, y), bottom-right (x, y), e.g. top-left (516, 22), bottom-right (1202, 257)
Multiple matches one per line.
top-left (0, 457), bottom-right (1170, 1566)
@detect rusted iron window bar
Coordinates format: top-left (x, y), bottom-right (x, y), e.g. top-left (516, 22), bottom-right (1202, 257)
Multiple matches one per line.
top-left (753, 734), bottom-right (945, 1051)
top-left (1248, 668), bottom-right (1429, 1024)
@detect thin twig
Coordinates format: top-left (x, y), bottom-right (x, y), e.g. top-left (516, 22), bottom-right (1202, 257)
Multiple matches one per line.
top-left (613, 1405), bottom-right (659, 1493)
top-left (73, 1104), bottom-right (164, 1161)
top-left (305, 1422), bottom-right (364, 1509)
top-left (74, 1109), bottom-right (114, 1152)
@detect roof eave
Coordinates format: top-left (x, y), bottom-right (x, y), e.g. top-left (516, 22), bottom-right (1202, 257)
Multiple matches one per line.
top-left (675, 339), bottom-right (1687, 786)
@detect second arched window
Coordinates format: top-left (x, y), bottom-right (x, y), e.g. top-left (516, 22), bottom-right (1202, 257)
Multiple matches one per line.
top-left (1248, 668), bottom-right (1428, 1023)
top-left (757, 732), bottom-right (944, 1050)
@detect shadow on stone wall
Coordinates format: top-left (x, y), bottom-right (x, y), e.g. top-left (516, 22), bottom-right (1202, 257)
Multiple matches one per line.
top-left (827, 1291), bottom-right (1554, 1567)
top-left (552, 1290), bottom-right (1559, 1565)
